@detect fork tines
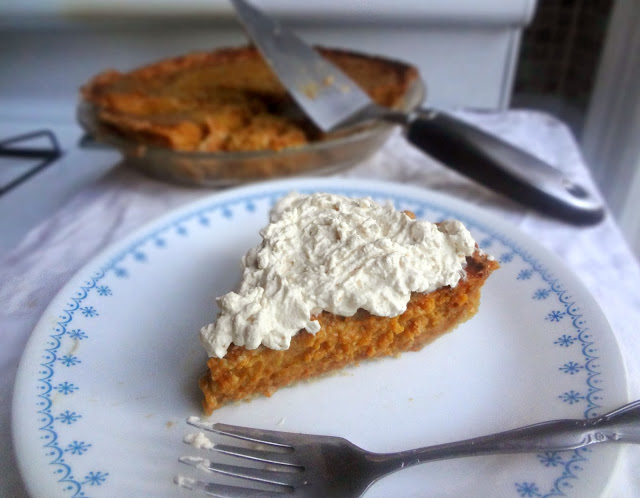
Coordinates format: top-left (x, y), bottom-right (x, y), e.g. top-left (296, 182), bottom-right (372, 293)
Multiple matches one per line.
top-left (174, 474), bottom-right (288, 497)
top-left (187, 416), bottom-right (298, 448)
top-left (176, 417), bottom-right (306, 497)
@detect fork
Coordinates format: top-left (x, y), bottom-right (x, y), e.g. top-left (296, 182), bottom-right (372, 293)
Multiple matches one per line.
top-left (176, 399), bottom-right (640, 497)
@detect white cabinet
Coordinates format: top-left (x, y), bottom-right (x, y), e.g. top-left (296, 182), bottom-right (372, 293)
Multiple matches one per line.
top-left (0, 0), bottom-right (536, 111)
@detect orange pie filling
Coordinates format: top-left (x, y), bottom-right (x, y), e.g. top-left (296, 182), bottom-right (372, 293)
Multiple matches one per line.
top-left (197, 193), bottom-right (498, 414)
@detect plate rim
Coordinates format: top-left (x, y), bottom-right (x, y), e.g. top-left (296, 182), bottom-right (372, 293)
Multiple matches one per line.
top-left (12, 177), bottom-right (628, 497)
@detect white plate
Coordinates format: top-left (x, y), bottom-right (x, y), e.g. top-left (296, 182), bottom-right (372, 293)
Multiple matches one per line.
top-left (13, 178), bottom-right (627, 498)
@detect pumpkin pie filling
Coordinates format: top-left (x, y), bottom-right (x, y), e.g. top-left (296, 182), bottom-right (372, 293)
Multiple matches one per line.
top-left (198, 193), bottom-right (498, 414)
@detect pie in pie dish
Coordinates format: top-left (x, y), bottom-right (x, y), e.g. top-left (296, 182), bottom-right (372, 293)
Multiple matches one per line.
top-left (198, 193), bottom-right (498, 414)
top-left (80, 46), bottom-right (418, 153)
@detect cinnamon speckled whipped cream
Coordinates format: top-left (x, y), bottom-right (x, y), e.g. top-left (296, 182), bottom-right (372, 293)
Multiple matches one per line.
top-left (200, 192), bottom-right (478, 358)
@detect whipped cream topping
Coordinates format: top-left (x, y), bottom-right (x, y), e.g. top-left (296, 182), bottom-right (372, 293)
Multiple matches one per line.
top-left (183, 432), bottom-right (214, 450)
top-left (200, 192), bottom-right (478, 358)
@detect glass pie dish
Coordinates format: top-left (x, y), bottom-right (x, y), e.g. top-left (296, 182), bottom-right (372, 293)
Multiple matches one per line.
top-left (77, 79), bottom-right (424, 188)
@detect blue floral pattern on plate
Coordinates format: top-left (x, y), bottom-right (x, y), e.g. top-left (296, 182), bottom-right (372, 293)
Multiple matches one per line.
top-left (25, 180), bottom-right (623, 497)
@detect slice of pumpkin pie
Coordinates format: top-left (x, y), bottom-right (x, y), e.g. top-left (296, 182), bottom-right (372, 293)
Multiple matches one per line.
top-left (198, 192), bottom-right (498, 414)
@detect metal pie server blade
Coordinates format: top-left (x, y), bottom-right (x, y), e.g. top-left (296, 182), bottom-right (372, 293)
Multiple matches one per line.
top-left (230, 0), bottom-right (605, 225)
top-left (230, 0), bottom-right (374, 132)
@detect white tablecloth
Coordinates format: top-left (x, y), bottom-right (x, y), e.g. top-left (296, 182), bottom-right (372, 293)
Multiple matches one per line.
top-left (2, 110), bottom-right (639, 497)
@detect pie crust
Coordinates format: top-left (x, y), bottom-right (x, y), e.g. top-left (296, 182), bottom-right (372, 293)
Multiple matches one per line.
top-left (199, 249), bottom-right (498, 414)
top-left (81, 46), bottom-right (419, 153)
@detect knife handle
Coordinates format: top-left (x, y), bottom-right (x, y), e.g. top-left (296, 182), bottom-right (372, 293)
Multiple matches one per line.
top-left (403, 109), bottom-right (605, 225)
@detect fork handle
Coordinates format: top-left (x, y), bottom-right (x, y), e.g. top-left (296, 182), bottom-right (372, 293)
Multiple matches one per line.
top-left (370, 400), bottom-right (640, 475)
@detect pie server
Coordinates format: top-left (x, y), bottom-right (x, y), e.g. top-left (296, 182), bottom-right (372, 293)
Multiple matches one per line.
top-left (230, 0), bottom-right (604, 225)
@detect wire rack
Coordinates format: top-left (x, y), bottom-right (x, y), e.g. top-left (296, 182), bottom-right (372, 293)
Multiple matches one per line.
top-left (0, 129), bottom-right (62, 196)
